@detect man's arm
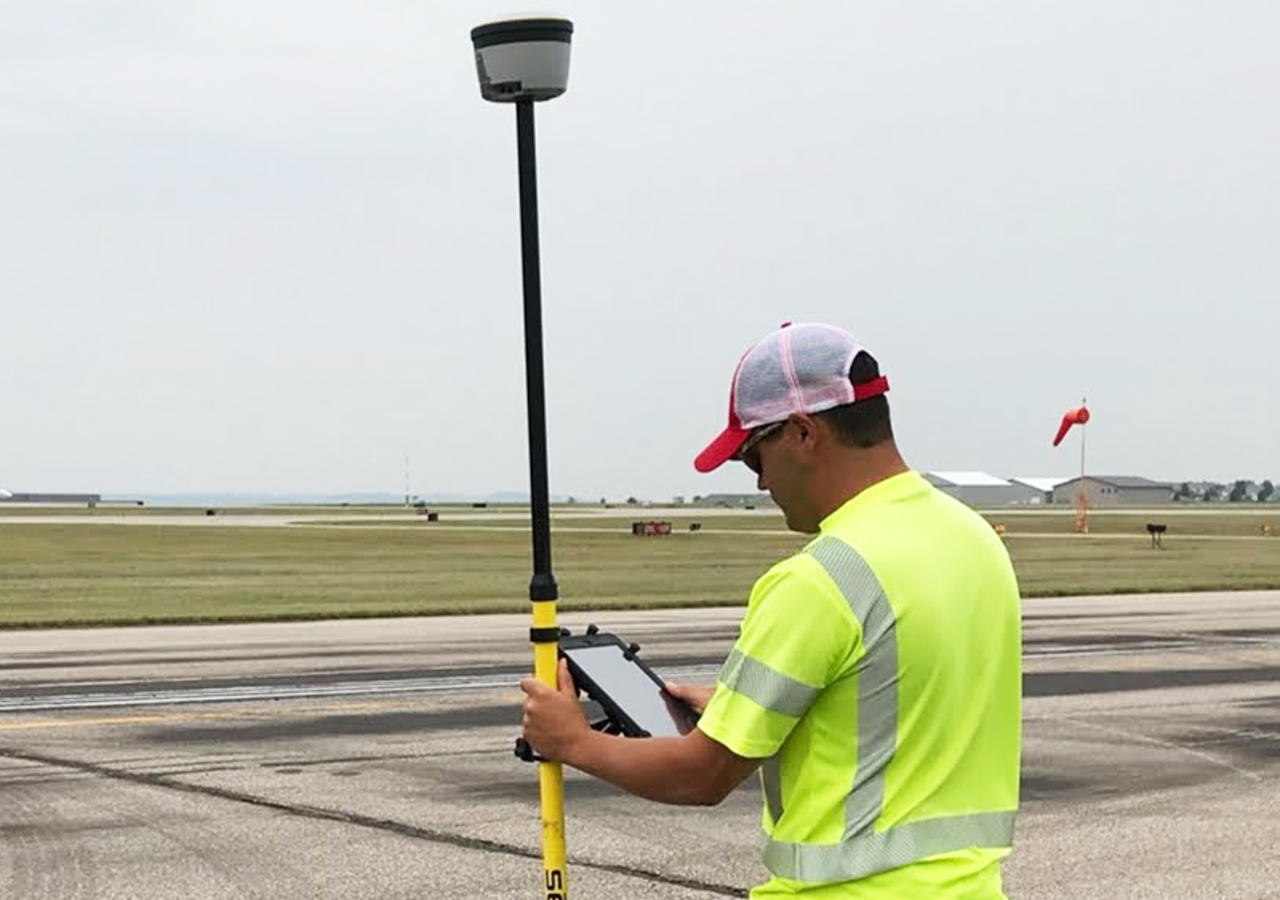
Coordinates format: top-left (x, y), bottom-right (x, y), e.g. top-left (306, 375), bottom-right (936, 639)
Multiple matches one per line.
top-left (521, 659), bottom-right (762, 806)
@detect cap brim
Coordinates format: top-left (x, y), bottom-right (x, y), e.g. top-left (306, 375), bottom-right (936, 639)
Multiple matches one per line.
top-left (694, 424), bottom-right (751, 473)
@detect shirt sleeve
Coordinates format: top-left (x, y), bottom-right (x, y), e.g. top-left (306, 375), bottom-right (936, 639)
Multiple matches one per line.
top-left (697, 560), bottom-right (858, 759)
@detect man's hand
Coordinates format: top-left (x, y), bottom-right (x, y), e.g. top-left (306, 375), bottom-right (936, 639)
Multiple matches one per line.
top-left (663, 680), bottom-right (715, 715)
top-left (520, 658), bottom-right (591, 764)
top-left (523, 664), bottom-right (759, 805)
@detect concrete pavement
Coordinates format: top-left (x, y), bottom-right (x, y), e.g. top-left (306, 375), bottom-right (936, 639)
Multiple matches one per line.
top-left (2, 593), bottom-right (1279, 898)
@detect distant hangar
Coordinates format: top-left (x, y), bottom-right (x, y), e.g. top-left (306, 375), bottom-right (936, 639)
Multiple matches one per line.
top-left (924, 473), bottom-right (1174, 508)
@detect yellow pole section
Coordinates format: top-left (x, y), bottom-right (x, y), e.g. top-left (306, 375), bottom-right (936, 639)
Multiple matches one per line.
top-left (533, 599), bottom-right (567, 899)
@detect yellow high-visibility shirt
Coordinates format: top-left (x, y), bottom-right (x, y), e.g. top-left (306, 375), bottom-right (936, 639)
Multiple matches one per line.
top-left (698, 470), bottom-right (1021, 898)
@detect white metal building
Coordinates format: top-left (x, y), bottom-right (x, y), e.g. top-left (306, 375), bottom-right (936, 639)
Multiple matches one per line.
top-left (924, 472), bottom-right (1043, 508)
top-left (1010, 477), bottom-right (1073, 505)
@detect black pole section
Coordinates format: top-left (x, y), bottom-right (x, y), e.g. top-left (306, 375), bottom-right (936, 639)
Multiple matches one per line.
top-left (515, 99), bottom-right (558, 604)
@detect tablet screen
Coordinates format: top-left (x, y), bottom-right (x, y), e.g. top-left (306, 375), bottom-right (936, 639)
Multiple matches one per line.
top-left (562, 643), bottom-right (694, 737)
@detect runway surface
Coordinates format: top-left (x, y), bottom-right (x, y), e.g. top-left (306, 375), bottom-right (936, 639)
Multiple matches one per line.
top-left (2, 592), bottom-right (1279, 898)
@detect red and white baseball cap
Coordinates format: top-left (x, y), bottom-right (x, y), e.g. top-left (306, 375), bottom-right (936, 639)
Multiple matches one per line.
top-left (694, 322), bottom-right (889, 473)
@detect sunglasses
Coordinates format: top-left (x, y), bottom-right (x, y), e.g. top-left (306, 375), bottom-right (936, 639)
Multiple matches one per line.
top-left (735, 420), bottom-right (787, 470)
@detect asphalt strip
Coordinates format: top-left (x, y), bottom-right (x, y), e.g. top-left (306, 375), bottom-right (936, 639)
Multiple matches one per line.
top-left (0, 746), bottom-right (748, 898)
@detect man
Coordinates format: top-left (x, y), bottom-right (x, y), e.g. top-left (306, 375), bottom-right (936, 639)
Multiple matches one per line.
top-left (522, 322), bottom-right (1021, 898)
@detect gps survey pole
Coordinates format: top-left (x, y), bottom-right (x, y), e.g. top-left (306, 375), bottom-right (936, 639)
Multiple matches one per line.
top-left (471, 18), bottom-right (573, 900)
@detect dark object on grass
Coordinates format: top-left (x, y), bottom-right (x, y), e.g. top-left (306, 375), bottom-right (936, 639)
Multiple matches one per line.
top-left (1146, 522), bottom-right (1167, 549)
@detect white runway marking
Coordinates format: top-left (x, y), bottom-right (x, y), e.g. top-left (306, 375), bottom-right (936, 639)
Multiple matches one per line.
top-left (1045, 713), bottom-right (1264, 782)
top-left (0, 665), bottom-right (724, 713)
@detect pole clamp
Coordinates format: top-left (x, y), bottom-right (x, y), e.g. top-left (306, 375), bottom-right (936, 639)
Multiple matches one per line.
top-left (530, 626), bottom-right (564, 644)
top-left (514, 738), bottom-right (547, 762)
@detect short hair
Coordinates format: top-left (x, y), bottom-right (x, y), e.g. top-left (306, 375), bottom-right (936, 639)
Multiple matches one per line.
top-left (816, 351), bottom-right (894, 448)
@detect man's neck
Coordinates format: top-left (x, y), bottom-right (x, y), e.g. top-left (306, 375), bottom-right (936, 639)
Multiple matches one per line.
top-left (813, 441), bottom-right (909, 522)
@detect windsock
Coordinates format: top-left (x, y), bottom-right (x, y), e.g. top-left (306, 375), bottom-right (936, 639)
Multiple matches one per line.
top-left (1052, 405), bottom-right (1090, 447)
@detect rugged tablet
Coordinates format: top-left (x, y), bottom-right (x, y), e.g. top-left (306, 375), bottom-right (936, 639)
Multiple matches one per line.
top-left (559, 630), bottom-right (698, 738)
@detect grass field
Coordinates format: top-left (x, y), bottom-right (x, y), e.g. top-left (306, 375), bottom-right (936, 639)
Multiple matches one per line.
top-left (1, 508), bottom-right (1278, 627)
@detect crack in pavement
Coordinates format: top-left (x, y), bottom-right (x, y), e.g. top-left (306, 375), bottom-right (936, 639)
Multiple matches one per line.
top-left (0, 746), bottom-right (747, 898)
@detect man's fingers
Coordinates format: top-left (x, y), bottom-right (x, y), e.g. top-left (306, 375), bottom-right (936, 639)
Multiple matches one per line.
top-left (521, 669), bottom-right (573, 698)
top-left (661, 680), bottom-right (713, 714)
top-left (520, 676), bottom-right (548, 697)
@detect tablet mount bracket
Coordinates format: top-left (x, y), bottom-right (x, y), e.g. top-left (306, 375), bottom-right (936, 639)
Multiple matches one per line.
top-left (514, 625), bottom-right (641, 763)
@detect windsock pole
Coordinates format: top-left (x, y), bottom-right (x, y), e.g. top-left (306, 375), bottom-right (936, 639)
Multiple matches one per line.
top-left (1075, 399), bottom-right (1088, 534)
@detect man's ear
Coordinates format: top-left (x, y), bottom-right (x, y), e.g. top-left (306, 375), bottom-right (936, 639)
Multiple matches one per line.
top-left (790, 413), bottom-right (822, 454)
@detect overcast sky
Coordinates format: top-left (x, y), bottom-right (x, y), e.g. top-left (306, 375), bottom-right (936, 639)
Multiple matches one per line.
top-left (3, 1), bottom-right (1277, 500)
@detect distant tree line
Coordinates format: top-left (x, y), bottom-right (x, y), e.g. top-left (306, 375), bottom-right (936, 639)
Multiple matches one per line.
top-left (1175, 479), bottom-right (1275, 502)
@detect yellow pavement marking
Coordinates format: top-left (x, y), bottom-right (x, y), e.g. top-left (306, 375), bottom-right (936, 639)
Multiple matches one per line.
top-left (0, 696), bottom-right (474, 733)
top-left (0, 711), bottom-right (249, 732)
